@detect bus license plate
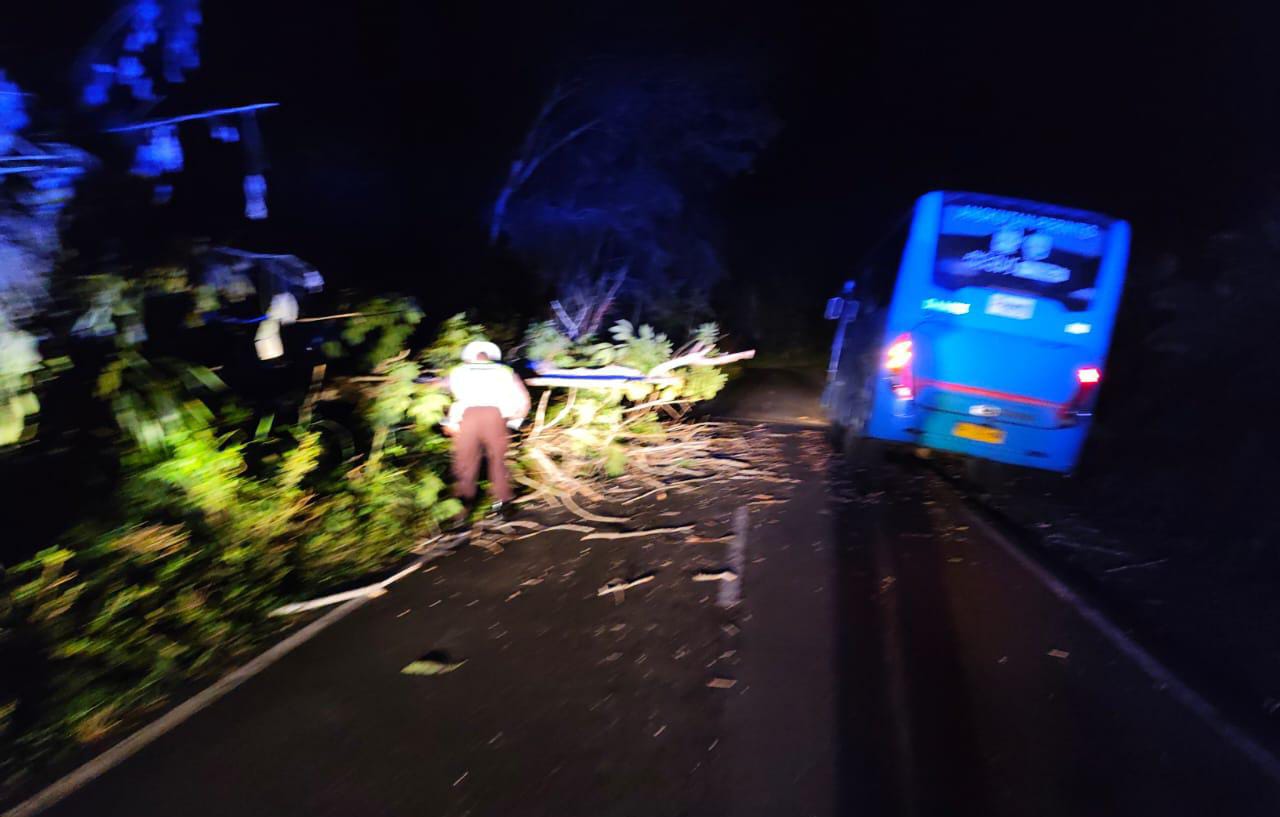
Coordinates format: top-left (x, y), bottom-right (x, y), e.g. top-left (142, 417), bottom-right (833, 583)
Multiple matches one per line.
top-left (952, 422), bottom-right (1006, 445)
top-left (985, 293), bottom-right (1035, 320)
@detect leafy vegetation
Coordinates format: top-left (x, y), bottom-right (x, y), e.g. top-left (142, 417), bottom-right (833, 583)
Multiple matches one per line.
top-left (0, 317), bottom-right (42, 446)
top-left (521, 319), bottom-right (732, 483)
top-left (0, 309), bottom-right (469, 786)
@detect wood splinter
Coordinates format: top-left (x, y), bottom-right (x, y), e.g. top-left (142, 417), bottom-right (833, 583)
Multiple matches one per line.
top-left (692, 570), bottom-right (739, 583)
top-left (597, 574), bottom-right (656, 597)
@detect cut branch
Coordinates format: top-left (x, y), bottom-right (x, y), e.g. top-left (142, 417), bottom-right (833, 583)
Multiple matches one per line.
top-left (581, 525), bottom-right (693, 541)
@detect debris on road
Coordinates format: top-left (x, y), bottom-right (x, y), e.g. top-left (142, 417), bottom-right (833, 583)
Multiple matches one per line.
top-left (561, 494), bottom-right (631, 523)
top-left (402, 652), bottom-right (468, 676)
top-left (692, 569), bottom-right (738, 583)
top-left (597, 574), bottom-right (657, 597)
top-left (495, 520), bottom-right (542, 530)
top-left (707, 677), bottom-right (737, 689)
top-left (581, 525), bottom-right (694, 541)
top-left (1104, 558), bottom-right (1171, 574)
top-left (1048, 649), bottom-right (1070, 660)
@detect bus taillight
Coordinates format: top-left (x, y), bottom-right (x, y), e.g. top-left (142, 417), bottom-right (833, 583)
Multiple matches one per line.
top-left (885, 334), bottom-right (914, 400)
top-left (885, 335), bottom-right (913, 372)
top-left (1061, 366), bottom-right (1102, 425)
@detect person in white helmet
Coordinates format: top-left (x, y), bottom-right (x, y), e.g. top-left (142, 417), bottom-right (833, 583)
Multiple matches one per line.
top-left (444, 340), bottom-right (531, 519)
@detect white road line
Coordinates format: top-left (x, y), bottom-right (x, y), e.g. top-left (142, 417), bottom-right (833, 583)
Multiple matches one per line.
top-left (951, 493), bottom-right (1280, 788)
top-left (3, 597), bottom-right (368, 817)
top-left (270, 553), bottom-right (431, 616)
top-left (4, 533), bottom-right (469, 817)
top-left (719, 506), bottom-right (748, 607)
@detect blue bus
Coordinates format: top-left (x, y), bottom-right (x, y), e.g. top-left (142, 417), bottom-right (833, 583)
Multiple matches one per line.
top-left (823, 191), bottom-right (1130, 473)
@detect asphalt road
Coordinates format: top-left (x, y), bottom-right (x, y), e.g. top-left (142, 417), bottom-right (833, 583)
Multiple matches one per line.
top-left (23, 370), bottom-right (1280, 817)
top-left (700, 365), bottom-right (827, 428)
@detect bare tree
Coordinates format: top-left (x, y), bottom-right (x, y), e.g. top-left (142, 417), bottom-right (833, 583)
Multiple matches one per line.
top-left (491, 58), bottom-right (777, 331)
top-left (488, 84), bottom-right (599, 245)
top-left (551, 263), bottom-right (627, 339)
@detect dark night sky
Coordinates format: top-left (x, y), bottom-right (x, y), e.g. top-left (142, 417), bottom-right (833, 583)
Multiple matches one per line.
top-left (5, 1), bottom-right (1279, 321)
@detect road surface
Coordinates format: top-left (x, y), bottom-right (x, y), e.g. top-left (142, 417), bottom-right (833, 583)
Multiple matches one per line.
top-left (20, 369), bottom-right (1280, 817)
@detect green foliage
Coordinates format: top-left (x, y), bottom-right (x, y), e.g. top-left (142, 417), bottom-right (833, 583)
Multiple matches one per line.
top-left (521, 320), bottom-right (618, 369)
top-left (70, 275), bottom-right (147, 345)
top-left (1, 335), bottom-right (461, 775)
top-left (523, 320), bottom-right (574, 366)
top-left (0, 315), bottom-right (42, 446)
top-left (609, 320), bottom-right (673, 373)
top-left (338, 296), bottom-right (423, 370)
top-left (693, 322), bottom-right (721, 347)
top-left (525, 320), bottom-right (733, 479)
top-left (418, 313), bottom-right (490, 370)
top-left (681, 364), bottom-right (728, 402)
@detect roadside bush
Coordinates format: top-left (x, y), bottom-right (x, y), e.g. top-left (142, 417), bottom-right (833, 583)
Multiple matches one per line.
top-left (0, 301), bottom-right (739, 783)
top-left (0, 316), bottom-right (465, 784)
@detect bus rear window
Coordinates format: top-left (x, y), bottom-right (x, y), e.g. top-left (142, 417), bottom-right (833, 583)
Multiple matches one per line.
top-left (933, 201), bottom-right (1106, 312)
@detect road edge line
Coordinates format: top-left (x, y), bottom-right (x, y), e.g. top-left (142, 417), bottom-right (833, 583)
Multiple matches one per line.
top-left (954, 498), bottom-right (1280, 788)
top-left (718, 506), bottom-right (748, 607)
top-left (4, 533), bottom-right (469, 817)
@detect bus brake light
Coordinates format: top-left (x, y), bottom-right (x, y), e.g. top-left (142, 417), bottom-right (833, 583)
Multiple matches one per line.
top-left (1077, 367), bottom-right (1101, 385)
top-left (885, 335), bottom-right (913, 372)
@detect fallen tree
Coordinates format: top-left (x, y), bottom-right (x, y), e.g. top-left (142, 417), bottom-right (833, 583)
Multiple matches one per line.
top-left (515, 319), bottom-right (757, 516)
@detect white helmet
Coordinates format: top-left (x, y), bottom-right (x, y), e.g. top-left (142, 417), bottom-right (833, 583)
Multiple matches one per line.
top-left (460, 340), bottom-right (502, 363)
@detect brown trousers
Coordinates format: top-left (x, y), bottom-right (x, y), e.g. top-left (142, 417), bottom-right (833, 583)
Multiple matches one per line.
top-left (451, 406), bottom-right (513, 503)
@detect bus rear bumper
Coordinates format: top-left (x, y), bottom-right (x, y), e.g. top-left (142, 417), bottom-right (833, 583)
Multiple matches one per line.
top-left (867, 405), bottom-right (1086, 473)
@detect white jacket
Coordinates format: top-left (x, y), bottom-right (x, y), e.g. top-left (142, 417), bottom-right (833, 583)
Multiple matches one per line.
top-left (445, 362), bottom-right (530, 429)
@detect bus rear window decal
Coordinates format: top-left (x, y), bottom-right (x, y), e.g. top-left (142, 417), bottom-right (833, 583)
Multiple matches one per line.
top-left (934, 202), bottom-right (1105, 311)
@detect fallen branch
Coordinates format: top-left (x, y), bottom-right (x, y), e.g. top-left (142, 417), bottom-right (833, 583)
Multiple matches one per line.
top-left (531, 389), bottom-right (551, 435)
top-left (581, 525), bottom-right (693, 541)
top-left (560, 494), bottom-right (630, 524)
top-left (692, 570), bottom-right (738, 583)
top-left (621, 477), bottom-right (716, 505)
top-left (512, 524), bottom-right (596, 541)
top-left (648, 349), bottom-right (756, 378)
top-left (597, 574), bottom-right (656, 596)
top-left (525, 447), bottom-right (604, 501)
top-left (533, 387), bottom-right (577, 437)
top-left (270, 534), bottom-right (467, 616)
